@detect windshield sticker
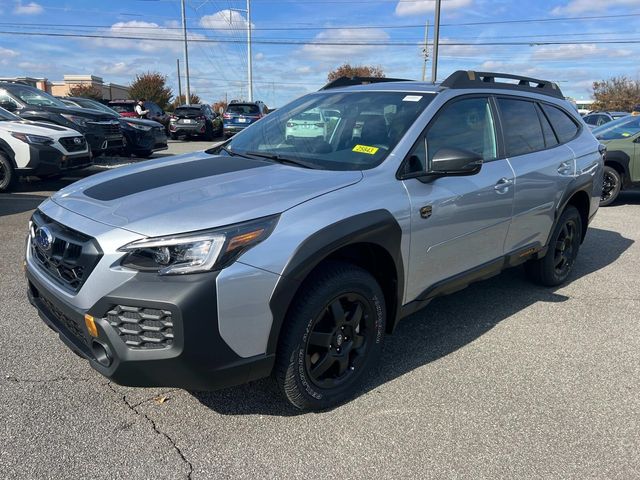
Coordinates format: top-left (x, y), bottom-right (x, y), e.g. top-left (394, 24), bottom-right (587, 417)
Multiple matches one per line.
top-left (621, 132), bottom-right (631, 137)
top-left (352, 144), bottom-right (379, 155)
top-left (402, 95), bottom-right (423, 102)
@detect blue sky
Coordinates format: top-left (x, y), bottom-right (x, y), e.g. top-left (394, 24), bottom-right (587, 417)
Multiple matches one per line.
top-left (0, 0), bottom-right (639, 106)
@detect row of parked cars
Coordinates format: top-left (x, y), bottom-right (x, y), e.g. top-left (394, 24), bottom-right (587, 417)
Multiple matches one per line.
top-left (0, 79), bottom-right (270, 192)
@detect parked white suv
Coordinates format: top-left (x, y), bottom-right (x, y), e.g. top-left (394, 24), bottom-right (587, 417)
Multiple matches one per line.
top-left (0, 106), bottom-right (90, 192)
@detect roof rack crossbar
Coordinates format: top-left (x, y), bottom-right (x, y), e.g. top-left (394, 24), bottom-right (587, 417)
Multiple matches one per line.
top-left (319, 76), bottom-right (411, 91)
top-left (440, 70), bottom-right (564, 99)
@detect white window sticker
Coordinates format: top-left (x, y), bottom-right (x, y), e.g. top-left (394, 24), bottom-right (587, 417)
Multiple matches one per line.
top-left (402, 95), bottom-right (423, 102)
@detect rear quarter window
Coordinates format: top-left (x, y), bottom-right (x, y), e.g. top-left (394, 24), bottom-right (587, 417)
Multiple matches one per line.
top-left (541, 104), bottom-right (580, 143)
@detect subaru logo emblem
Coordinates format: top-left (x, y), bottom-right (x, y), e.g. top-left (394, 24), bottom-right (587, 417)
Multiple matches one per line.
top-left (73, 137), bottom-right (82, 145)
top-left (34, 226), bottom-right (53, 251)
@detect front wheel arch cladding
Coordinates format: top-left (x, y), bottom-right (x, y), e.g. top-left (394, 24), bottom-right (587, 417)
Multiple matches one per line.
top-left (267, 209), bottom-right (404, 355)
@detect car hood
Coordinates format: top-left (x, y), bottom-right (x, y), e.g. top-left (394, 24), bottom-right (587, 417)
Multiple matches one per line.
top-left (0, 120), bottom-right (80, 136)
top-left (24, 104), bottom-right (115, 121)
top-left (121, 118), bottom-right (163, 128)
top-left (50, 152), bottom-right (363, 237)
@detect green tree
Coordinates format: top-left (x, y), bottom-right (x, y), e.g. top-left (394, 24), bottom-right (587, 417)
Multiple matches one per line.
top-left (68, 84), bottom-right (103, 100)
top-left (128, 72), bottom-right (173, 110)
top-left (592, 76), bottom-right (640, 112)
top-left (327, 64), bottom-right (385, 82)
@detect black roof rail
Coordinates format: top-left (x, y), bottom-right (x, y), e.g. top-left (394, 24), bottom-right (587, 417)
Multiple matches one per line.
top-left (440, 70), bottom-right (564, 99)
top-left (319, 76), bottom-right (411, 91)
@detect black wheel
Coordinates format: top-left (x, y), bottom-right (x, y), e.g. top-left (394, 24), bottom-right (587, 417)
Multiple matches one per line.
top-left (600, 166), bottom-right (622, 206)
top-left (275, 262), bottom-right (386, 411)
top-left (525, 205), bottom-right (582, 286)
top-left (0, 152), bottom-right (17, 192)
top-left (170, 133), bottom-right (179, 140)
top-left (203, 122), bottom-right (215, 141)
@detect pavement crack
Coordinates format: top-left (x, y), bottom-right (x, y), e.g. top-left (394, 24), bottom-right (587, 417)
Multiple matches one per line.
top-left (106, 383), bottom-right (193, 479)
top-left (4, 375), bottom-right (92, 384)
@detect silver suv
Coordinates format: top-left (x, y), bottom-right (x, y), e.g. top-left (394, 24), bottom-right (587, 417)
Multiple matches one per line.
top-left (25, 71), bottom-right (604, 410)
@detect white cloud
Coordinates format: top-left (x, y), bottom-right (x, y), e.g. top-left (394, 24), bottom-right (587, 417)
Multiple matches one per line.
top-left (14, 1), bottom-right (43, 15)
top-left (301, 28), bottom-right (390, 61)
top-left (254, 52), bottom-right (264, 61)
top-left (531, 44), bottom-right (632, 61)
top-left (552, 0), bottom-right (638, 15)
top-left (91, 21), bottom-right (206, 54)
top-left (395, 0), bottom-right (473, 16)
top-left (295, 66), bottom-right (313, 74)
top-left (0, 47), bottom-right (19, 65)
top-left (199, 10), bottom-right (253, 33)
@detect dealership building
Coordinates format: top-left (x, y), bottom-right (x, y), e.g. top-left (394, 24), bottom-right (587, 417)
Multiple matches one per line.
top-left (0, 74), bottom-right (129, 100)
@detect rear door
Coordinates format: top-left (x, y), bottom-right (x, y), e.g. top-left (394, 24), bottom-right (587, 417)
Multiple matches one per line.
top-left (498, 97), bottom-right (576, 252)
top-left (402, 95), bottom-right (515, 301)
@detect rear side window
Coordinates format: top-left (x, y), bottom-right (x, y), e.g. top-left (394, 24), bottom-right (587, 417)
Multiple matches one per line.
top-left (497, 98), bottom-right (545, 157)
top-left (110, 103), bottom-right (135, 113)
top-left (541, 104), bottom-right (579, 143)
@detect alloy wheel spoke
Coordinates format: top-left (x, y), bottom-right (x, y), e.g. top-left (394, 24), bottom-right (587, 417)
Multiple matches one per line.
top-left (311, 353), bottom-right (335, 378)
top-left (336, 354), bottom-right (349, 376)
top-left (352, 334), bottom-right (365, 350)
top-left (329, 299), bottom-right (346, 326)
top-left (345, 304), bottom-right (363, 328)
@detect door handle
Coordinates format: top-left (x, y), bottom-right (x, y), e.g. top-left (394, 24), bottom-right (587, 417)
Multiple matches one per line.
top-left (557, 161), bottom-right (573, 176)
top-left (494, 177), bottom-right (513, 194)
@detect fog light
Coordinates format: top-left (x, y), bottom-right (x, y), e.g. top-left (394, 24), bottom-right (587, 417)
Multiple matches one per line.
top-left (84, 314), bottom-right (98, 337)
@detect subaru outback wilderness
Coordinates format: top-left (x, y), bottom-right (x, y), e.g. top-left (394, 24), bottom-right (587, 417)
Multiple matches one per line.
top-left (25, 71), bottom-right (603, 410)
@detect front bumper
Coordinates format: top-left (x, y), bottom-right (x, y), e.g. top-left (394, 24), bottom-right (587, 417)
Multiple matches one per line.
top-left (123, 128), bottom-right (168, 153)
top-left (26, 268), bottom-right (274, 390)
top-left (16, 143), bottom-right (92, 176)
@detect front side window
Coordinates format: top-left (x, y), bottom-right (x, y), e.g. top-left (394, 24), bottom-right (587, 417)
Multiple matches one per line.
top-left (0, 90), bottom-right (20, 109)
top-left (220, 91), bottom-right (435, 171)
top-left (8, 85), bottom-right (67, 108)
top-left (498, 98), bottom-right (545, 157)
top-left (541, 104), bottom-right (579, 143)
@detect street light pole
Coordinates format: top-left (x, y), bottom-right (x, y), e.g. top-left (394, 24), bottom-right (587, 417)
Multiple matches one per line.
top-left (181, 0), bottom-right (191, 105)
top-left (431, 0), bottom-right (441, 83)
top-left (177, 58), bottom-right (182, 102)
top-left (421, 19), bottom-right (429, 82)
top-left (247, 0), bottom-right (253, 102)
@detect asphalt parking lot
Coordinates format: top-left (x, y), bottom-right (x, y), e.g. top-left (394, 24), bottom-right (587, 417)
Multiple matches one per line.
top-left (1, 146), bottom-right (639, 478)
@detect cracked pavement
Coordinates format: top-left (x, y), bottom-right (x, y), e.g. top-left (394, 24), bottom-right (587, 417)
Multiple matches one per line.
top-left (1, 154), bottom-right (639, 478)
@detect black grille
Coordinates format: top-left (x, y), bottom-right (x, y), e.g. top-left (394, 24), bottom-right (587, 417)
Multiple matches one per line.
top-left (30, 211), bottom-right (102, 293)
top-left (92, 121), bottom-right (121, 136)
top-left (106, 305), bottom-right (174, 349)
top-left (58, 136), bottom-right (87, 152)
top-left (39, 294), bottom-right (88, 346)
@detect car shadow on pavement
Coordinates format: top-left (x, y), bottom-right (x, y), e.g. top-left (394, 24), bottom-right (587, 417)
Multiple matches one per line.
top-left (610, 189), bottom-right (640, 206)
top-left (192, 226), bottom-right (634, 416)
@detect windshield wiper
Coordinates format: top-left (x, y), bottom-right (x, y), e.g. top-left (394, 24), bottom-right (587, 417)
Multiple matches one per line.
top-left (245, 151), bottom-right (318, 169)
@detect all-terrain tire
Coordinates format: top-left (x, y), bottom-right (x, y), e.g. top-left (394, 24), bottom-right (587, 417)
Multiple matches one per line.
top-left (0, 153), bottom-right (17, 192)
top-left (600, 165), bottom-right (622, 206)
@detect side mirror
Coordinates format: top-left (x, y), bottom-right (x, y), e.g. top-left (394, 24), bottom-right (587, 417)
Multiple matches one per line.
top-left (0, 101), bottom-right (17, 112)
top-left (430, 148), bottom-right (483, 176)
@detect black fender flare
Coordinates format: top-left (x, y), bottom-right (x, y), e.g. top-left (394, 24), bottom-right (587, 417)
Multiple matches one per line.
top-left (0, 138), bottom-right (17, 168)
top-left (266, 209), bottom-right (404, 354)
top-left (604, 150), bottom-right (632, 187)
top-left (548, 176), bottom-right (594, 246)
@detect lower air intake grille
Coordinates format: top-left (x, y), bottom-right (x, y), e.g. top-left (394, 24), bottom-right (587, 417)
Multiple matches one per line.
top-left (107, 305), bottom-right (174, 349)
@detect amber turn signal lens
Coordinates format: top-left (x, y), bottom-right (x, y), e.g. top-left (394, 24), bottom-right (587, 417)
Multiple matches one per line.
top-left (84, 314), bottom-right (98, 338)
top-left (226, 228), bottom-right (265, 252)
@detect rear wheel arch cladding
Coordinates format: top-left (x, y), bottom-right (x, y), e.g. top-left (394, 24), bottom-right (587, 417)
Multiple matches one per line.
top-left (554, 187), bottom-right (591, 245)
top-left (0, 139), bottom-right (17, 168)
top-left (266, 209), bottom-right (404, 356)
top-left (605, 155), bottom-right (631, 186)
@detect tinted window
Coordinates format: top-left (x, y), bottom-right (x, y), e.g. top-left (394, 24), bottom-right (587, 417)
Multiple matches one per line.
top-left (110, 103), bottom-right (135, 113)
top-left (6, 85), bottom-right (67, 108)
top-left (226, 104), bottom-right (260, 115)
top-left (592, 115), bottom-right (640, 140)
top-left (498, 98), bottom-right (545, 156)
top-left (584, 115), bottom-right (598, 125)
top-left (174, 107), bottom-right (201, 116)
top-left (423, 97), bottom-right (497, 166)
top-left (536, 104), bottom-right (558, 148)
top-left (541, 104), bottom-right (579, 143)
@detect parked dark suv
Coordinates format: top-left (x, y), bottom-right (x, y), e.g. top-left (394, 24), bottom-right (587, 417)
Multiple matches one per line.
top-left (109, 99), bottom-right (170, 132)
top-left (222, 100), bottom-right (268, 138)
top-left (0, 82), bottom-right (124, 156)
top-left (169, 104), bottom-right (222, 140)
top-left (60, 97), bottom-right (167, 158)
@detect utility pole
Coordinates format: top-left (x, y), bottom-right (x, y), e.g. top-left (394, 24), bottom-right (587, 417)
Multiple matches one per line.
top-left (176, 58), bottom-right (182, 102)
top-left (421, 19), bottom-right (429, 82)
top-left (431, 0), bottom-right (441, 83)
top-left (180, 0), bottom-right (191, 105)
top-left (247, 0), bottom-right (253, 102)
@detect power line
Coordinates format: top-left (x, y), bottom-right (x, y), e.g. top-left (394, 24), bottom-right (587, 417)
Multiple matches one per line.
top-left (2, 29), bottom-right (640, 46)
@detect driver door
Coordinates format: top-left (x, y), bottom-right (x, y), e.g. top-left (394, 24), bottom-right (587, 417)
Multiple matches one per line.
top-left (402, 95), bottom-right (515, 302)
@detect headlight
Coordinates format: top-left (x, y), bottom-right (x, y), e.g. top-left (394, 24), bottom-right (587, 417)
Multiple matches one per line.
top-left (10, 132), bottom-right (54, 145)
top-left (126, 121), bottom-right (152, 131)
top-left (118, 215), bottom-right (278, 275)
top-left (61, 114), bottom-right (89, 128)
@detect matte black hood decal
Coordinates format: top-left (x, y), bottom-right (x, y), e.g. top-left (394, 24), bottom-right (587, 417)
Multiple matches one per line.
top-left (84, 156), bottom-right (268, 201)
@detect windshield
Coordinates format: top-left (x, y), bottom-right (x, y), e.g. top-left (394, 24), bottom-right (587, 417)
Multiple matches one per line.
top-left (110, 103), bottom-right (135, 113)
top-left (593, 115), bottom-right (640, 140)
top-left (74, 98), bottom-right (118, 116)
top-left (226, 104), bottom-right (260, 115)
top-left (9, 85), bottom-right (67, 108)
top-left (220, 91), bottom-right (435, 171)
top-left (0, 106), bottom-right (20, 121)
